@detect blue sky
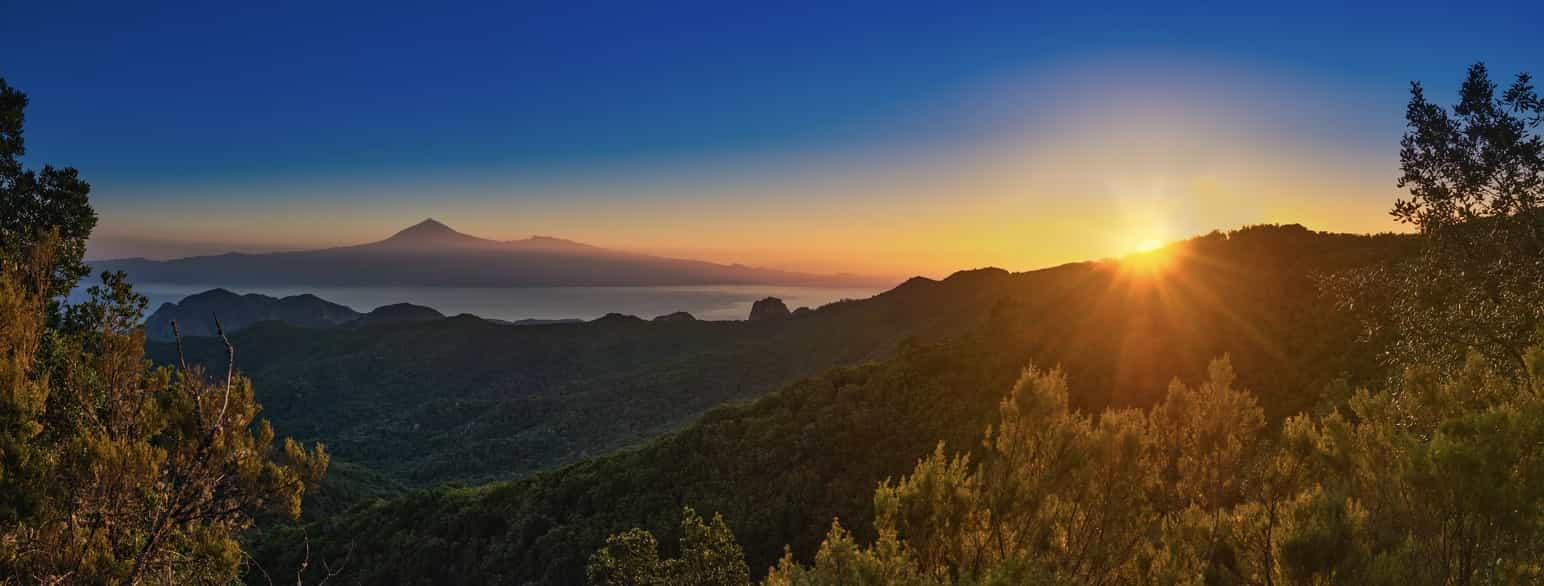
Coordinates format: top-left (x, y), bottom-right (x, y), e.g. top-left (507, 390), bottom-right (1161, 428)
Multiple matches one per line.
top-left (3, 0), bottom-right (1541, 275)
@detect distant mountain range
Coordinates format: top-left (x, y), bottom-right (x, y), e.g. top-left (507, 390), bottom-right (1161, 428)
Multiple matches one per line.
top-left (143, 289), bottom-right (451, 340)
top-left (141, 288), bottom-right (594, 341)
top-left (93, 219), bottom-right (885, 287)
top-left (141, 287), bottom-right (787, 341)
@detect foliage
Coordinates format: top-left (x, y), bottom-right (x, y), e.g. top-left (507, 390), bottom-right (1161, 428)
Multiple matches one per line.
top-left (1330, 63), bottom-right (1544, 375)
top-left (0, 78), bottom-right (96, 302)
top-left (628, 347), bottom-right (1544, 585)
top-left (586, 508), bottom-right (750, 586)
top-left (1394, 63), bottom-right (1543, 247)
top-left (247, 337), bottom-right (1021, 584)
top-left (0, 235), bottom-right (330, 586)
top-left (747, 359), bottom-right (1262, 585)
top-left (762, 519), bottom-right (941, 586)
top-left (0, 79), bottom-right (327, 584)
top-left (152, 265), bottom-right (1009, 487)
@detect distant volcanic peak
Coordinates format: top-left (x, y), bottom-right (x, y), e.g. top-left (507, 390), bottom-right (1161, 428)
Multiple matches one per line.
top-left (92, 217), bottom-right (885, 288)
top-left (378, 218), bottom-right (489, 247)
top-left (407, 217), bottom-right (452, 232)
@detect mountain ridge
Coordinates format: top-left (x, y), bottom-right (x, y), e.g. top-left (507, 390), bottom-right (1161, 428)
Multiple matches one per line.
top-left (93, 219), bottom-right (891, 288)
top-left (143, 289), bottom-right (363, 340)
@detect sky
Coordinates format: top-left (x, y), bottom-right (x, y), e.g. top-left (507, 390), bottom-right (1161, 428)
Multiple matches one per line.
top-left (3, 0), bottom-right (1541, 278)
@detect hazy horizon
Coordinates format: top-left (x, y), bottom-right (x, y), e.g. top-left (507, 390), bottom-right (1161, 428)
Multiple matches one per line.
top-left (82, 215), bottom-right (1402, 283)
top-left (9, 1), bottom-right (1541, 277)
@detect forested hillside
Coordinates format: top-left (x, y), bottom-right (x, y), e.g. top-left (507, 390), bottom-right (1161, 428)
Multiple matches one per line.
top-left (252, 224), bottom-right (1417, 584)
top-left (154, 226), bottom-right (1410, 492)
top-left (142, 287), bottom-right (362, 340)
top-left (148, 266), bottom-right (1008, 486)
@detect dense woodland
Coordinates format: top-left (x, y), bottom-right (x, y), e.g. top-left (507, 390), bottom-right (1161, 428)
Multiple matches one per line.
top-left (2, 64), bottom-right (1542, 584)
top-left (147, 268), bottom-right (1008, 486)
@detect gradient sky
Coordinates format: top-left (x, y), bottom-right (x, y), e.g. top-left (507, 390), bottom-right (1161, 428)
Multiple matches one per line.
top-left (4, 1), bottom-right (1541, 278)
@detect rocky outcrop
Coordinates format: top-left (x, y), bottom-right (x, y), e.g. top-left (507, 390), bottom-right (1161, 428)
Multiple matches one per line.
top-left (748, 297), bottom-right (791, 321)
top-left (652, 311), bottom-right (697, 322)
top-left (348, 303), bottom-right (445, 327)
top-left (593, 312), bottom-right (645, 324)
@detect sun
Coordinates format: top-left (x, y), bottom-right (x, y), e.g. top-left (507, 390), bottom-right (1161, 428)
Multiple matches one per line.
top-left (1132, 238), bottom-right (1165, 253)
top-left (1119, 236), bottom-right (1175, 276)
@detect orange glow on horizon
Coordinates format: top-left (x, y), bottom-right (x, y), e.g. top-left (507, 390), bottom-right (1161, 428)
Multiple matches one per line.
top-left (1118, 245), bottom-right (1178, 278)
top-left (87, 57), bottom-right (1409, 279)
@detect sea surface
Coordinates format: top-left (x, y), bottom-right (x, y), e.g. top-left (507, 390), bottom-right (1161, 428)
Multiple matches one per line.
top-left (104, 283), bottom-right (890, 322)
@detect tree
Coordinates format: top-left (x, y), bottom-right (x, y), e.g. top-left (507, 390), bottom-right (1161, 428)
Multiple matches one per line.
top-left (0, 79), bottom-right (328, 585)
top-left (1394, 63), bottom-right (1544, 251)
top-left (1333, 63), bottom-right (1544, 376)
top-left (0, 78), bottom-right (96, 301)
top-left (588, 345), bottom-right (1544, 585)
top-left (781, 365), bottom-right (1173, 584)
top-left (587, 507), bottom-right (751, 586)
top-left (1146, 357), bottom-right (1265, 562)
top-left (763, 521), bottom-right (936, 586)
top-left (586, 529), bottom-right (669, 586)
top-left (1283, 350), bottom-right (1544, 585)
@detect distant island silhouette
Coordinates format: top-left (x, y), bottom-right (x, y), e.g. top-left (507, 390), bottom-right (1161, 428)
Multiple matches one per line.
top-left (142, 287), bottom-right (591, 340)
top-left (92, 219), bottom-right (890, 288)
top-left (141, 288), bottom-right (815, 341)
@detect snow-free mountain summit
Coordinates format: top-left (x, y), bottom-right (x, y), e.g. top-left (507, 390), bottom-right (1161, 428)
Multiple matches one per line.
top-left (92, 219), bottom-right (885, 287)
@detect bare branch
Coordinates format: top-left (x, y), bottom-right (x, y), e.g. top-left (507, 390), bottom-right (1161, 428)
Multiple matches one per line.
top-left (315, 542), bottom-right (355, 586)
top-left (171, 319), bottom-right (188, 372)
top-left (242, 548), bottom-right (277, 586)
top-left (212, 313), bottom-right (234, 426)
top-left (295, 533), bottom-right (310, 586)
